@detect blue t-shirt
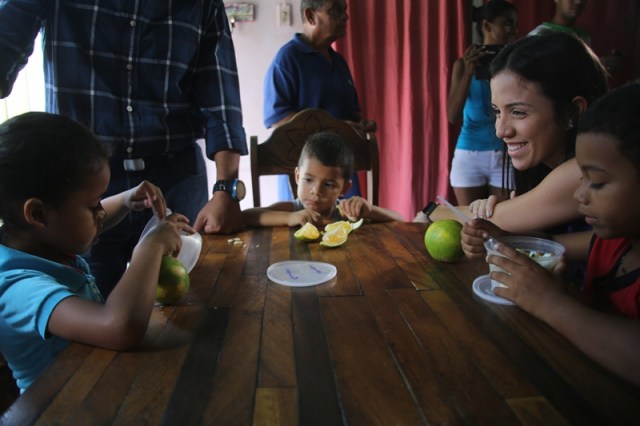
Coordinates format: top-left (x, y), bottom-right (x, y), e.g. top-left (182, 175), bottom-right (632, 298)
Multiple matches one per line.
top-left (0, 245), bottom-right (103, 392)
top-left (263, 33), bottom-right (361, 127)
top-left (456, 76), bottom-right (503, 152)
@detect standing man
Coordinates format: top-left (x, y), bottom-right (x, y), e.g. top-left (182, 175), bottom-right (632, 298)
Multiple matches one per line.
top-left (529, 0), bottom-right (591, 43)
top-left (263, 0), bottom-right (375, 200)
top-left (0, 1), bottom-right (247, 296)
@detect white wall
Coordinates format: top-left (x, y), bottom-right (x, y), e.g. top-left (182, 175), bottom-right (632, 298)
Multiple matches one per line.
top-left (226, 0), bottom-right (303, 208)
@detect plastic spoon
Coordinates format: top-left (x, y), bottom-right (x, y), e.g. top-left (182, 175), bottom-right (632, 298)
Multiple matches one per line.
top-left (436, 195), bottom-right (497, 246)
top-left (436, 195), bottom-right (471, 223)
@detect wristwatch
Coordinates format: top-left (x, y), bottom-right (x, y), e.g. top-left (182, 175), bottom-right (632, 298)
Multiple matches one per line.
top-left (421, 201), bottom-right (439, 223)
top-left (213, 179), bottom-right (246, 201)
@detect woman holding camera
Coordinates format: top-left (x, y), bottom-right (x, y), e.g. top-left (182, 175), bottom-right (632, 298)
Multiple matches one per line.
top-left (447, 0), bottom-right (518, 205)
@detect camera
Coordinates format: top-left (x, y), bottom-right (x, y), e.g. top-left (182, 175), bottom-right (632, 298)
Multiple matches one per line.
top-left (475, 44), bottom-right (504, 80)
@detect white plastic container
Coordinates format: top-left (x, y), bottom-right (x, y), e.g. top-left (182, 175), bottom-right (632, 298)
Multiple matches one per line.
top-left (484, 236), bottom-right (565, 290)
top-left (139, 209), bottom-right (202, 272)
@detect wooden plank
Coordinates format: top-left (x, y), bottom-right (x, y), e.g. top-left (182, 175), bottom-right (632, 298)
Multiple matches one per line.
top-left (201, 274), bottom-right (266, 424)
top-left (309, 241), bottom-right (362, 297)
top-left (158, 307), bottom-right (229, 424)
top-left (0, 344), bottom-right (93, 425)
top-left (35, 349), bottom-right (115, 424)
top-left (108, 306), bottom-right (202, 425)
top-left (252, 387), bottom-right (297, 426)
top-left (349, 233), bottom-right (518, 423)
top-left (243, 227), bottom-right (273, 277)
top-left (379, 222), bottom-right (440, 291)
top-left (320, 295), bottom-right (422, 425)
top-left (292, 289), bottom-right (343, 426)
top-left (390, 289), bottom-right (519, 424)
top-left (491, 304), bottom-right (640, 423)
top-left (507, 396), bottom-right (569, 426)
top-left (207, 229), bottom-right (255, 307)
top-left (421, 290), bottom-right (538, 398)
top-left (347, 226), bottom-right (415, 291)
top-left (259, 283), bottom-right (296, 387)
top-left (424, 278), bottom-right (608, 423)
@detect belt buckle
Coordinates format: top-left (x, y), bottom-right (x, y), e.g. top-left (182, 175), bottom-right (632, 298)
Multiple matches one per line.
top-left (123, 158), bottom-right (145, 171)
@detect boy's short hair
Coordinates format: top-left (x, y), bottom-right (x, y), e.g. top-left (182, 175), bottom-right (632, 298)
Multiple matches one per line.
top-left (298, 131), bottom-right (354, 180)
top-left (577, 81), bottom-right (640, 175)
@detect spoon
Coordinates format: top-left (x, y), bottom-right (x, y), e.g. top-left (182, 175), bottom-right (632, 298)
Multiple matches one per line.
top-left (436, 195), bottom-right (497, 246)
top-left (436, 195), bottom-right (471, 223)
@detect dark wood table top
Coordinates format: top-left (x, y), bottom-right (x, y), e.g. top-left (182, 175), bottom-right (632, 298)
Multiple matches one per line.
top-left (2, 222), bottom-right (639, 425)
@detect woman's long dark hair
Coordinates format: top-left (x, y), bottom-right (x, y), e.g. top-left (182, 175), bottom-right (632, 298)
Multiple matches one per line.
top-left (489, 31), bottom-right (609, 195)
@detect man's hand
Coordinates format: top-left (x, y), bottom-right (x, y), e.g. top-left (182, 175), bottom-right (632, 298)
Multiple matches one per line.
top-left (194, 192), bottom-right (243, 234)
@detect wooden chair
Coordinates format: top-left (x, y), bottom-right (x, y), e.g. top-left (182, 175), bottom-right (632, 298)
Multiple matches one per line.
top-left (250, 108), bottom-right (379, 207)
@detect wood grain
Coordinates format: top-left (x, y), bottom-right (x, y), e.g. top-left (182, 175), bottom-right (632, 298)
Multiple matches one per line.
top-left (4, 222), bottom-right (639, 425)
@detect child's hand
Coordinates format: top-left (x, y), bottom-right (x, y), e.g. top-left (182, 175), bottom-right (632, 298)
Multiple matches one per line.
top-left (125, 181), bottom-right (167, 219)
top-left (461, 218), bottom-right (509, 259)
top-left (487, 242), bottom-right (565, 318)
top-left (339, 196), bottom-right (371, 221)
top-left (138, 212), bottom-right (193, 256)
top-left (288, 209), bottom-right (322, 227)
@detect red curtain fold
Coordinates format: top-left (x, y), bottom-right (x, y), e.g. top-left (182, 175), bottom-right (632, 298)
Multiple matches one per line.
top-left (337, 0), bottom-right (467, 220)
top-left (337, 0), bottom-right (639, 221)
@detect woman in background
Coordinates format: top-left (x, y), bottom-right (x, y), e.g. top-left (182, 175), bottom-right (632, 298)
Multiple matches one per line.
top-left (447, 0), bottom-right (517, 205)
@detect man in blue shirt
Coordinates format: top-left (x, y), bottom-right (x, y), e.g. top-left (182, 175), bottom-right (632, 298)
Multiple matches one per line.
top-left (263, 0), bottom-right (375, 200)
top-left (0, 1), bottom-right (247, 296)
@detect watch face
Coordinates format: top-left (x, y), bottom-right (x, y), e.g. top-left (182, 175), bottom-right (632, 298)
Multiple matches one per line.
top-left (234, 180), bottom-right (246, 201)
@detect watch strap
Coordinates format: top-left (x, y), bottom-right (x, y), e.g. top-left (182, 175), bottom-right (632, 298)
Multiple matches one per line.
top-left (421, 201), bottom-right (439, 223)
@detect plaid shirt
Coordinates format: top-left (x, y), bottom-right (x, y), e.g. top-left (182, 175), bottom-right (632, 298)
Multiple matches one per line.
top-left (0, 0), bottom-right (247, 160)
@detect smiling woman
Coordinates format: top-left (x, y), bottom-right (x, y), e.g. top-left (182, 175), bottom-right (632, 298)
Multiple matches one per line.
top-left (489, 30), bottom-right (608, 197)
top-left (421, 31), bottom-right (609, 238)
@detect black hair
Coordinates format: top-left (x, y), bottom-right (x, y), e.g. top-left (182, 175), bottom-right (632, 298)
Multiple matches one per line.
top-left (472, 0), bottom-right (517, 42)
top-left (300, 0), bottom-right (327, 20)
top-left (298, 131), bottom-right (354, 180)
top-left (490, 31), bottom-right (609, 195)
top-left (0, 112), bottom-right (108, 239)
top-left (578, 81), bottom-right (640, 176)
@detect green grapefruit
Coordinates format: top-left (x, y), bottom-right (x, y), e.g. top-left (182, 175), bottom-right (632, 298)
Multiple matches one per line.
top-left (424, 219), bottom-right (464, 262)
top-left (156, 256), bottom-right (191, 305)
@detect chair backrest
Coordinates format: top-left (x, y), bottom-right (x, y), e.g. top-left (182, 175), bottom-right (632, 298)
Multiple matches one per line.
top-left (250, 108), bottom-right (379, 207)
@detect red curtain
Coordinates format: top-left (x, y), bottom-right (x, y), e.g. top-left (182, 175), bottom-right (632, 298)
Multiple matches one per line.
top-left (337, 0), bottom-right (639, 220)
top-left (337, 0), bottom-right (467, 220)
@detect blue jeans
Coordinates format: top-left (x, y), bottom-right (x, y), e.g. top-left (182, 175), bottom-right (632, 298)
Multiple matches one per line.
top-left (85, 144), bottom-right (208, 297)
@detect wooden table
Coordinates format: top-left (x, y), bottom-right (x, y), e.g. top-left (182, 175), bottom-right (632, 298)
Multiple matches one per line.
top-left (2, 222), bottom-right (639, 425)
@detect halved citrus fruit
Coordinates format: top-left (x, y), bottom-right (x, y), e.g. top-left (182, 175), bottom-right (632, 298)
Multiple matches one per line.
top-left (324, 220), bottom-right (352, 234)
top-left (294, 223), bottom-right (320, 241)
top-left (325, 218), bottom-right (364, 234)
top-left (320, 228), bottom-right (349, 247)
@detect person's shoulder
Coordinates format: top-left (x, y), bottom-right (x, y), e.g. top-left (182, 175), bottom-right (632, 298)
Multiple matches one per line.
top-left (528, 23), bottom-right (552, 36)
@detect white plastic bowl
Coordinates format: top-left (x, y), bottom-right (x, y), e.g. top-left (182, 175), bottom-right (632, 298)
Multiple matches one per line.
top-left (139, 209), bottom-right (202, 272)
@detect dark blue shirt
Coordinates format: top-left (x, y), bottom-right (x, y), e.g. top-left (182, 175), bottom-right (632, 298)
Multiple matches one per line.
top-left (0, 0), bottom-right (247, 160)
top-left (263, 33), bottom-right (361, 128)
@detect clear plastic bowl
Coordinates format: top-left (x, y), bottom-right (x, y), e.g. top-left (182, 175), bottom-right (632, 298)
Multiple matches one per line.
top-left (484, 236), bottom-right (565, 290)
top-left (139, 209), bottom-right (202, 272)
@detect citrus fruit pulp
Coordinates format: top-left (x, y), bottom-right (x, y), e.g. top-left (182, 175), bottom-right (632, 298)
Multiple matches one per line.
top-left (320, 228), bottom-right (349, 247)
top-left (156, 256), bottom-right (191, 305)
top-left (424, 219), bottom-right (464, 262)
top-left (324, 218), bottom-right (364, 234)
top-left (294, 223), bottom-right (320, 241)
